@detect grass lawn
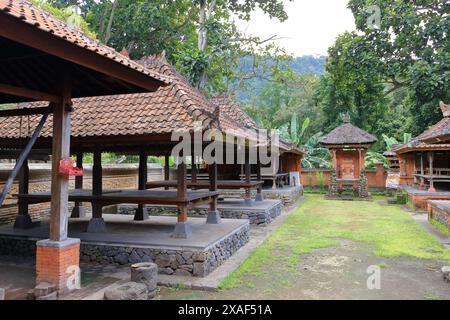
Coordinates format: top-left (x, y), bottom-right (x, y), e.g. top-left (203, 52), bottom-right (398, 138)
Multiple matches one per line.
top-left (220, 195), bottom-right (450, 289)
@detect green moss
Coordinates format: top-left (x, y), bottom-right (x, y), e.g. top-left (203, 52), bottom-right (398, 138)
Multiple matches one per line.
top-left (219, 195), bottom-right (450, 289)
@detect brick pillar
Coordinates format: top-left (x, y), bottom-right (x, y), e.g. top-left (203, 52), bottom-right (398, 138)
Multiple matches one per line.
top-left (375, 162), bottom-right (385, 188)
top-left (36, 238), bottom-right (80, 296)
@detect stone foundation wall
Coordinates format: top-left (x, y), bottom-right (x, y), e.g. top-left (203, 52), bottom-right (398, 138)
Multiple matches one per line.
top-left (120, 202), bottom-right (282, 227)
top-left (0, 223), bottom-right (250, 277)
top-left (0, 236), bottom-right (37, 256)
top-left (428, 204), bottom-right (450, 233)
top-left (219, 187), bottom-right (302, 206)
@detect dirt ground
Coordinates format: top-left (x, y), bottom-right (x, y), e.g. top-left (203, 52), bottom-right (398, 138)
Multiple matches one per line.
top-left (1, 196), bottom-right (449, 300)
top-left (156, 239), bottom-right (450, 300)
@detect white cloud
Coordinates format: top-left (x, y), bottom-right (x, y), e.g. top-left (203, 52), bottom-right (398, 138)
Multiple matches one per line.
top-left (234, 0), bottom-right (356, 57)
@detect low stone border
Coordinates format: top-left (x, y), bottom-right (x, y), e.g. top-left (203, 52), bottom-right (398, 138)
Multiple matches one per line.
top-left (427, 201), bottom-right (450, 234)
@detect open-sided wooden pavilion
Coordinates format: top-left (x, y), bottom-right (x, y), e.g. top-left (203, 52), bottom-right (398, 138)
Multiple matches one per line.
top-left (392, 102), bottom-right (450, 209)
top-left (394, 102), bottom-right (450, 191)
top-left (210, 96), bottom-right (305, 191)
top-left (0, 0), bottom-right (170, 294)
top-left (0, 53), bottom-right (232, 239)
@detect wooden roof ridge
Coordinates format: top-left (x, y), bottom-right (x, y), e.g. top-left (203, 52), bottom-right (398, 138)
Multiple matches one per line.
top-left (0, 0), bottom-right (172, 86)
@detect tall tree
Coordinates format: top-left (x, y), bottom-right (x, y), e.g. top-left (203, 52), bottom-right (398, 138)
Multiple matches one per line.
top-left (339, 0), bottom-right (448, 135)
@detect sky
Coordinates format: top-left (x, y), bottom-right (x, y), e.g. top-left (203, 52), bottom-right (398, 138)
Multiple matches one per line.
top-left (235, 0), bottom-right (356, 57)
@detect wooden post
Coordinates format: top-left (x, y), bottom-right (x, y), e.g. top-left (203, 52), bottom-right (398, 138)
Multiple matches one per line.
top-left (71, 151), bottom-right (86, 218)
top-left (255, 147), bottom-right (264, 201)
top-left (173, 160), bottom-right (191, 238)
top-left (420, 152), bottom-right (425, 189)
top-left (244, 148), bottom-right (252, 204)
top-left (49, 71), bottom-right (72, 242)
top-left (35, 67), bottom-right (81, 296)
top-left (428, 152), bottom-right (435, 192)
top-left (134, 149), bottom-right (148, 221)
top-left (206, 161), bottom-right (220, 224)
top-left (14, 157), bottom-right (32, 229)
top-left (87, 147), bottom-right (106, 232)
top-left (191, 141), bottom-right (197, 183)
top-left (164, 154), bottom-right (170, 190)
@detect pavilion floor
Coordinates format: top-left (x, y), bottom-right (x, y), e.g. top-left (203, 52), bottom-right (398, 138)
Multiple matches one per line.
top-left (0, 214), bottom-right (248, 249)
top-left (0, 214), bottom-right (250, 277)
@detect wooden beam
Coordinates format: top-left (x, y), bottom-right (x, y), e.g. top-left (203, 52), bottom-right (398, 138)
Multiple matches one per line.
top-left (49, 69), bottom-right (71, 242)
top-left (0, 83), bottom-right (60, 104)
top-left (0, 13), bottom-right (165, 93)
top-left (0, 149), bottom-right (50, 160)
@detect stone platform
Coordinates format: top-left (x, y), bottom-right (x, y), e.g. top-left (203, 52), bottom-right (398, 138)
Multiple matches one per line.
top-left (218, 186), bottom-right (303, 206)
top-left (427, 200), bottom-right (450, 233)
top-left (404, 186), bottom-right (450, 211)
top-left (121, 199), bottom-right (282, 227)
top-left (0, 215), bottom-right (249, 277)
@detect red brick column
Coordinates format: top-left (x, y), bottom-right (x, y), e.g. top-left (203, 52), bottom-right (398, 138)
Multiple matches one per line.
top-left (36, 238), bottom-right (81, 296)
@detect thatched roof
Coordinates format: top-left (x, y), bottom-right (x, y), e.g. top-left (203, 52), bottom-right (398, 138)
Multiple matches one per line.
top-left (319, 118), bottom-right (377, 146)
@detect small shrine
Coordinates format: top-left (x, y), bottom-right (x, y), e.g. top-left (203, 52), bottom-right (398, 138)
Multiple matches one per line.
top-left (319, 114), bottom-right (377, 199)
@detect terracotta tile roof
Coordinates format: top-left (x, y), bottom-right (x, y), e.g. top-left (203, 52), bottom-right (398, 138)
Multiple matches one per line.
top-left (393, 102), bottom-right (450, 154)
top-left (210, 95), bottom-right (304, 154)
top-left (0, 55), bottom-right (219, 141)
top-left (319, 122), bottom-right (377, 146)
top-left (211, 96), bottom-right (260, 130)
top-left (0, 0), bottom-right (171, 84)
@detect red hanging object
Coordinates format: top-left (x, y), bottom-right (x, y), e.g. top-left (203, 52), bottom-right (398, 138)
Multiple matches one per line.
top-left (59, 159), bottom-right (83, 177)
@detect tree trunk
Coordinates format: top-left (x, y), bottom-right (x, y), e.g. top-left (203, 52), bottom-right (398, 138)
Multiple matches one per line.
top-left (104, 0), bottom-right (118, 44)
top-left (196, 0), bottom-right (214, 91)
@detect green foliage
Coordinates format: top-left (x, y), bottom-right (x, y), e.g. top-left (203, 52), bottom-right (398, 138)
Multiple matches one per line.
top-left (365, 151), bottom-right (387, 169)
top-left (31, 0), bottom-right (96, 37)
top-left (317, 0), bottom-right (450, 142)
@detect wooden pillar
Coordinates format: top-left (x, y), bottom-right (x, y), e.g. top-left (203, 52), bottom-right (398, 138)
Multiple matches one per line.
top-left (49, 75), bottom-right (72, 242)
top-left (134, 149), bottom-right (148, 221)
top-left (244, 148), bottom-right (252, 204)
top-left (36, 67), bottom-right (81, 296)
top-left (173, 160), bottom-right (191, 238)
top-left (255, 147), bottom-right (264, 201)
top-left (206, 161), bottom-right (220, 224)
top-left (420, 152), bottom-right (425, 189)
top-left (86, 148), bottom-right (106, 232)
top-left (14, 157), bottom-right (32, 229)
top-left (428, 152), bottom-right (435, 192)
top-left (191, 141), bottom-right (197, 183)
top-left (71, 151), bottom-right (86, 218)
top-left (413, 152), bottom-right (417, 185)
top-left (164, 154), bottom-right (170, 190)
